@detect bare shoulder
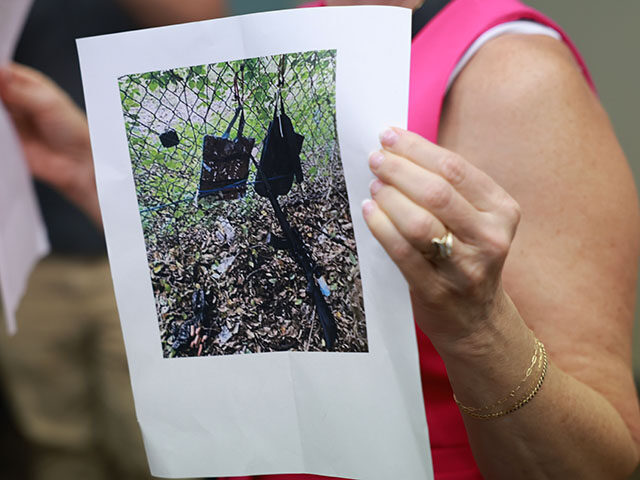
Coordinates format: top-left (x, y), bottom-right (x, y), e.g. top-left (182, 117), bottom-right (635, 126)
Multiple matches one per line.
top-left (439, 33), bottom-right (640, 444)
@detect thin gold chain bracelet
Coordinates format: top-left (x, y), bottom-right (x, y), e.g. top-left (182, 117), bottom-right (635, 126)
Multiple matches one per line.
top-left (454, 337), bottom-right (541, 414)
top-left (455, 339), bottom-right (548, 420)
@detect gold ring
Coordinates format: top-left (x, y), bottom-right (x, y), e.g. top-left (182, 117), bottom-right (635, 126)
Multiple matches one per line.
top-left (431, 231), bottom-right (453, 259)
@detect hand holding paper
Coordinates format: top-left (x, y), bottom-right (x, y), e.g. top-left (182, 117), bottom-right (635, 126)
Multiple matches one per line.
top-left (0, 64), bottom-right (101, 226)
top-left (78, 6), bottom-right (431, 479)
top-left (363, 127), bottom-right (521, 350)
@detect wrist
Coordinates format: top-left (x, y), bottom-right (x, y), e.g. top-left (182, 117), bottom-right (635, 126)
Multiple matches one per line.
top-left (428, 288), bottom-right (524, 360)
top-left (431, 290), bottom-right (539, 412)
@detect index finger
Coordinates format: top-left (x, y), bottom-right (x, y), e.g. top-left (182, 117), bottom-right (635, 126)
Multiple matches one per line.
top-left (379, 127), bottom-right (508, 212)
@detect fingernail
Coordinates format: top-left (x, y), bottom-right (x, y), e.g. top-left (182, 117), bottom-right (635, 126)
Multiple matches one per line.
top-left (369, 151), bottom-right (384, 169)
top-left (361, 198), bottom-right (375, 217)
top-left (379, 128), bottom-right (398, 147)
top-left (369, 178), bottom-right (383, 195)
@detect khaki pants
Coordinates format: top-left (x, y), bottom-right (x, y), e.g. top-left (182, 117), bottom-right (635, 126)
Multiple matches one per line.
top-left (0, 256), bottom-right (151, 480)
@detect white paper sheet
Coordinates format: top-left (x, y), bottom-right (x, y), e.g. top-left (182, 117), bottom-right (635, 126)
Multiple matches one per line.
top-left (78, 6), bottom-right (432, 479)
top-left (0, 0), bottom-right (49, 334)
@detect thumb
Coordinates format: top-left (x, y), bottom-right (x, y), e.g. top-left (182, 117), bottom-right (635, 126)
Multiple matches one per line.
top-left (0, 65), bottom-right (15, 104)
top-left (0, 63), bottom-right (89, 147)
top-left (0, 63), bottom-right (70, 118)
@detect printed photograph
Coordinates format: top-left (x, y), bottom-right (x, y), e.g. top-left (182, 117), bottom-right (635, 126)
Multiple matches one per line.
top-left (118, 49), bottom-right (368, 357)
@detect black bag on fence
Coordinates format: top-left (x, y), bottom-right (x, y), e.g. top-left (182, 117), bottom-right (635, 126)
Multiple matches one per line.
top-left (254, 98), bottom-right (304, 198)
top-left (198, 106), bottom-right (255, 201)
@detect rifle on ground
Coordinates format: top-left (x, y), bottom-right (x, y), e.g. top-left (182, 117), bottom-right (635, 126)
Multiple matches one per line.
top-left (254, 157), bottom-right (338, 350)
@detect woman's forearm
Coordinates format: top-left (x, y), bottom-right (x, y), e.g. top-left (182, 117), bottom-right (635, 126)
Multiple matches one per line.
top-left (432, 293), bottom-right (639, 479)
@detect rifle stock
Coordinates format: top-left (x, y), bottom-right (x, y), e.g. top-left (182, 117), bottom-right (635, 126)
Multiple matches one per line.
top-left (253, 158), bottom-right (338, 350)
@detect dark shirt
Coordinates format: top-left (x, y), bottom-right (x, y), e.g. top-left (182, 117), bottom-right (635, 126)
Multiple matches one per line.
top-left (412, 0), bottom-right (451, 38)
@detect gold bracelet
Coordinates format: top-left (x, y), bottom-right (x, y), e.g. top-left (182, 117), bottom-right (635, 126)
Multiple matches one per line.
top-left (455, 339), bottom-right (548, 420)
top-left (454, 337), bottom-right (541, 414)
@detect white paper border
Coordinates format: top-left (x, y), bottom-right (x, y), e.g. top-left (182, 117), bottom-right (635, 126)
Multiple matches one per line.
top-left (78, 6), bottom-right (432, 479)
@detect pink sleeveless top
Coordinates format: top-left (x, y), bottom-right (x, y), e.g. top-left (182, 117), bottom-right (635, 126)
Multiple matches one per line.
top-left (229, 1), bottom-right (593, 479)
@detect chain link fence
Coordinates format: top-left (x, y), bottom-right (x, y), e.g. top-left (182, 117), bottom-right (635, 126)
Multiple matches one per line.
top-left (120, 50), bottom-right (337, 236)
top-left (118, 50), bottom-right (368, 356)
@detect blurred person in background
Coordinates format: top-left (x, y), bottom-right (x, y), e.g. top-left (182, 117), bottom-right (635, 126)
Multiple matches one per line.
top-left (0, 2), bottom-right (227, 479)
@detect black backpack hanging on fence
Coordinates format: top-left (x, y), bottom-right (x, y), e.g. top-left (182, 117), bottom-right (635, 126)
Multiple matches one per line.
top-left (198, 83), bottom-right (255, 201)
top-left (254, 96), bottom-right (304, 198)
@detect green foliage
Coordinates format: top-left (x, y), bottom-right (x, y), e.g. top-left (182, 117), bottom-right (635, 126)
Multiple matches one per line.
top-left (118, 49), bottom-right (338, 246)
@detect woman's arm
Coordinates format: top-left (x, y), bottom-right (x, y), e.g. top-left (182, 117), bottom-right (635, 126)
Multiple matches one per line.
top-left (0, 63), bottom-right (101, 227)
top-left (364, 34), bottom-right (640, 478)
top-left (441, 34), bottom-right (640, 477)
